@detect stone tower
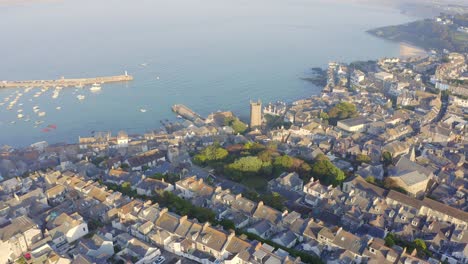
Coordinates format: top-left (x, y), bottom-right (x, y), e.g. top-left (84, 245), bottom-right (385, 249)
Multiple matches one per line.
top-left (250, 100), bottom-right (262, 129)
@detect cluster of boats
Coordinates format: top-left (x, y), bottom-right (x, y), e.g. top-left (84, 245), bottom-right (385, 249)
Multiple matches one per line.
top-left (1, 82), bottom-right (104, 127)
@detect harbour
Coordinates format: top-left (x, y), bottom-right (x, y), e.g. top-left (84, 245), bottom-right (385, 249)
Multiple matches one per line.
top-left (0, 0), bottom-right (416, 147)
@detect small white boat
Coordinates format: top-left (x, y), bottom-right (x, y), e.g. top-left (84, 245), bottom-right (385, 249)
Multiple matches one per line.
top-left (56, 106), bottom-right (61, 110)
top-left (17, 114), bottom-right (24, 119)
top-left (156, 76), bottom-right (160, 80)
top-left (33, 105), bottom-right (39, 110)
top-left (38, 112), bottom-right (46, 117)
top-left (90, 83), bottom-right (101, 92)
top-left (77, 95), bottom-right (85, 100)
top-left (17, 109), bottom-right (23, 113)
top-left (52, 91), bottom-right (60, 99)
top-left (140, 108), bottom-right (147, 113)
top-left (10, 121), bottom-right (15, 124)
top-left (35, 121), bottom-right (44, 125)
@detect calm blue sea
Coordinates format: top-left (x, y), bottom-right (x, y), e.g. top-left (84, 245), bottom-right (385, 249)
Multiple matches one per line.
top-left (0, 0), bottom-right (416, 147)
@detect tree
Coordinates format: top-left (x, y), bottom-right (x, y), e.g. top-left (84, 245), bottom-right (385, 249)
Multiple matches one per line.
top-left (274, 155), bottom-right (294, 171)
top-left (382, 151), bottom-right (393, 166)
top-left (225, 116), bottom-right (247, 134)
top-left (319, 112), bottom-right (329, 120)
top-left (194, 145), bottom-right (228, 164)
top-left (121, 181), bottom-right (132, 195)
top-left (328, 102), bottom-right (357, 121)
top-left (356, 154), bottom-right (371, 164)
top-left (366, 176), bottom-right (376, 184)
top-left (261, 192), bottom-right (286, 211)
top-left (311, 159), bottom-right (346, 186)
top-left (414, 239), bottom-right (427, 251)
top-left (227, 156), bottom-right (266, 173)
top-left (384, 233), bottom-right (396, 247)
top-left (258, 150), bottom-right (273, 163)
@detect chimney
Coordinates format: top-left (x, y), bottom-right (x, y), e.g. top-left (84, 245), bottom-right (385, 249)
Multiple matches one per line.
top-left (160, 208), bottom-right (168, 215)
top-left (258, 201), bottom-right (264, 207)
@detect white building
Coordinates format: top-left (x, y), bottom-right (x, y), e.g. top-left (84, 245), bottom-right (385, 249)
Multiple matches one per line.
top-left (337, 117), bottom-right (369, 133)
top-left (0, 216), bottom-right (42, 264)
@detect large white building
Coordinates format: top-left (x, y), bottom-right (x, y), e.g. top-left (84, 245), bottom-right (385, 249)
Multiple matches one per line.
top-left (0, 216), bottom-right (42, 264)
top-left (337, 117), bottom-right (369, 133)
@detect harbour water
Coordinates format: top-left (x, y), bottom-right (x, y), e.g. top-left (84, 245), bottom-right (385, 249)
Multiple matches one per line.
top-left (0, 0), bottom-right (418, 147)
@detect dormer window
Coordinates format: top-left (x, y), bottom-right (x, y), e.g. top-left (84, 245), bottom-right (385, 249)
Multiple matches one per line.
top-left (401, 215), bottom-right (406, 220)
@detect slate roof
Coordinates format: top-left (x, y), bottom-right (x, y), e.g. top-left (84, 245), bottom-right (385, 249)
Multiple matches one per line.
top-left (155, 212), bottom-right (180, 233)
top-left (196, 225), bottom-right (229, 252)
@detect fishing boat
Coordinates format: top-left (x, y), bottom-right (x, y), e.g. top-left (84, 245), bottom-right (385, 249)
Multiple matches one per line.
top-left (35, 121), bottom-right (44, 125)
top-left (140, 109), bottom-right (147, 113)
top-left (17, 114), bottom-right (24, 119)
top-left (56, 106), bottom-right (61, 110)
top-left (77, 95), bottom-right (85, 100)
top-left (38, 112), bottom-right (46, 117)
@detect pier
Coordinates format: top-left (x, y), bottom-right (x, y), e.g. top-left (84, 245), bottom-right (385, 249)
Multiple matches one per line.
top-left (0, 72), bottom-right (133, 88)
top-left (172, 104), bottom-right (205, 122)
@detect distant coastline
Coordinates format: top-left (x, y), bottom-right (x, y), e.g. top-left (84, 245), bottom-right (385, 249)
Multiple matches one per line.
top-left (367, 13), bottom-right (468, 53)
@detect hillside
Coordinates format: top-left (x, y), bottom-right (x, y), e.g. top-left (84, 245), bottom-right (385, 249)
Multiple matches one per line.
top-left (368, 14), bottom-right (468, 53)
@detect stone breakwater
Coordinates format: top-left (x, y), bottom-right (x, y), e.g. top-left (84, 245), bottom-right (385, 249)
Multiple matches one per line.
top-left (0, 74), bottom-right (133, 88)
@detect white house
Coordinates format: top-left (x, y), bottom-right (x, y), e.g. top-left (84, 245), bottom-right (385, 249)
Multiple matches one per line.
top-left (0, 216), bottom-right (42, 264)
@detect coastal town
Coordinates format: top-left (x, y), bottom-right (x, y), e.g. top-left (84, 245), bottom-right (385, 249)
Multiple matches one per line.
top-left (0, 49), bottom-right (467, 264)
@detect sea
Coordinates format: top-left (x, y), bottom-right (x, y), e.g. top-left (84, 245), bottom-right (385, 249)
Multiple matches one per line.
top-left (0, 0), bottom-right (419, 147)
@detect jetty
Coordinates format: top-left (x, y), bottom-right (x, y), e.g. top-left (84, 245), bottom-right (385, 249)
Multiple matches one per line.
top-left (0, 72), bottom-right (133, 89)
top-left (172, 104), bottom-right (205, 122)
